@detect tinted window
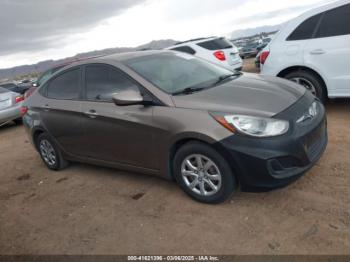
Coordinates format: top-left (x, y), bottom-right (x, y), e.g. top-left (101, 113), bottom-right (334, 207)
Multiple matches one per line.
top-left (37, 65), bottom-right (65, 86)
top-left (197, 38), bottom-right (233, 50)
top-left (37, 70), bottom-right (53, 86)
top-left (170, 46), bottom-right (196, 55)
top-left (287, 14), bottom-right (322, 41)
top-left (316, 4), bottom-right (350, 38)
top-left (47, 68), bottom-right (80, 99)
top-left (85, 65), bottom-right (139, 101)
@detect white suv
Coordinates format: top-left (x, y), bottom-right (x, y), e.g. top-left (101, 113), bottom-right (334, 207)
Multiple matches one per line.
top-left (260, 0), bottom-right (350, 102)
top-left (166, 37), bottom-right (243, 71)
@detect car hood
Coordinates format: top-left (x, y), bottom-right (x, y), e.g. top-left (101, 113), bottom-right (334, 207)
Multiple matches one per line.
top-left (171, 73), bottom-right (305, 117)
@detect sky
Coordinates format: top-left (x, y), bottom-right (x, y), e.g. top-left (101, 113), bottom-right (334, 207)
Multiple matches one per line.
top-left (0, 0), bottom-right (332, 69)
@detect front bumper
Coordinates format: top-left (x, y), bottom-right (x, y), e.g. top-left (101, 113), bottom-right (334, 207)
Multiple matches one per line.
top-left (219, 96), bottom-right (327, 191)
top-left (0, 104), bottom-right (22, 124)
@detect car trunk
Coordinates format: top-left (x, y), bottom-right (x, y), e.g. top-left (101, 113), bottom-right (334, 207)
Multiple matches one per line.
top-left (224, 48), bottom-right (241, 66)
top-left (0, 88), bottom-right (14, 111)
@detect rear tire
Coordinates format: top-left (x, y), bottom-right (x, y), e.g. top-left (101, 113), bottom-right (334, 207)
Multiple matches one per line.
top-left (284, 70), bottom-right (326, 103)
top-left (13, 118), bottom-right (22, 125)
top-left (173, 141), bottom-right (236, 204)
top-left (36, 133), bottom-right (69, 171)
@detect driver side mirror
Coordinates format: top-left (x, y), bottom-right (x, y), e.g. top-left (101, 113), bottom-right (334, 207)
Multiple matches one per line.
top-left (112, 89), bottom-right (153, 106)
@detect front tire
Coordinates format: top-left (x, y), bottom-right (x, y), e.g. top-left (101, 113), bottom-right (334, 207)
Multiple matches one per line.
top-left (36, 133), bottom-right (69, 171)
top-left (284, 70), bottom-right (326, 103)
top-left (173, 142), bottom-right (236, 204)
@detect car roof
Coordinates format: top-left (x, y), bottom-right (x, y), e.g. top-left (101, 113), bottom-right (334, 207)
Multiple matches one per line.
top-left (166, 36), bottom-right (224, 48)
top-left (45, 50), bottom-right (176, 75)
top-left (174, 36), bottom-right (218, 45)
top-left (64, 50), bottom-right (174, 67)
top-left (99, 50), bottom-right (173, 61)
top-left (287, 0), bottom-right (349, 24)
top-left (273, 0), bottom-right (349, 42)
top-left (301, 0), bottom-right (348, 17)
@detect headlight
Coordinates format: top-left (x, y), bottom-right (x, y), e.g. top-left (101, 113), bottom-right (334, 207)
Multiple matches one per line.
top-left (212, 114), bottom-right (289, 137)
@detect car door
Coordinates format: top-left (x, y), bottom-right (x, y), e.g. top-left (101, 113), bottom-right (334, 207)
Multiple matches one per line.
top-left (39, 67), bottom-right (86, 156)
top-left (304, 3), bottom-right (350, 97)
top-left (80, 64), bottom-right (156, 169)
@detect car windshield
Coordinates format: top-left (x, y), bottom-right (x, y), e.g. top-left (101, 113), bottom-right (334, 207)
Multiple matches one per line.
top-left (124, 53), bottom-right (238, 95)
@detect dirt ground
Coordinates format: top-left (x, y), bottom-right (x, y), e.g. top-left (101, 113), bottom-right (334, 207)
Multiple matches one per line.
top-left (0, 58), bottom-right (349, 255)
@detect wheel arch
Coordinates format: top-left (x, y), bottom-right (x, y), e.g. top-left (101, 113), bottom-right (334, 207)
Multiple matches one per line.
top-left (167, 136), bottom-right (240, 186)
top-left (277, 65), bottom-right (328, 97)
top-left (32, 128), bottom-right (46, 151)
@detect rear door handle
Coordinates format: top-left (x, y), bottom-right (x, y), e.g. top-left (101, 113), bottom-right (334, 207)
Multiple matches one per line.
top-left (84, 109), bottom-right (99, 118)
top-left (43, 104), bottom-right (51, 111)
top-left (310, 49), bottom-right (325, 55)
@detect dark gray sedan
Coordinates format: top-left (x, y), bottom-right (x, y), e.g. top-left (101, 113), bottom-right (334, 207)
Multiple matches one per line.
top-left (22, 51), bottom-right (327, 203)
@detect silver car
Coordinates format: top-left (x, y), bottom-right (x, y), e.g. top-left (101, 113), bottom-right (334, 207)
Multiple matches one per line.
top-left (0, 86), bottom-right (23, 126)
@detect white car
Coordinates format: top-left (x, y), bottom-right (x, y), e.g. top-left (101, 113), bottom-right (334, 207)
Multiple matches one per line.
top-left (166, 37), bottom-right (243, 71)
top-left (260, 0), bottom-right (350, 102)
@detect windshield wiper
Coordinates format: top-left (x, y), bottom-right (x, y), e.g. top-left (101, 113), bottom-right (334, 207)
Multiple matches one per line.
top-left (172, 87), bottom-right (205, 96)
top-left (213, 72), bottom-right (242, 86)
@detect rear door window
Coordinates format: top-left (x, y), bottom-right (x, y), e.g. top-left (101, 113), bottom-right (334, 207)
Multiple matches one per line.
top-left (85, 65), bottom-right (139, 102)
top-left (37, 70), bottom-right (53, 86)
top-left (37, 65), bottom-right (65, 86)
top-left (315, 4), bottom-right (350, 38)
top-left (197, 38), bottom-right (233, 50)
top-left (47, 68), bottom-right (80, 100)
top-left (287, 13), bottom-right (322, 41)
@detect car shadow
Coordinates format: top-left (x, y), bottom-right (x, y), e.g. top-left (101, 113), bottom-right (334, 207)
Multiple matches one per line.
top-left (0, 121), bottom-right (19, 131)
top-left (326, 97), bottom-right (350, 108)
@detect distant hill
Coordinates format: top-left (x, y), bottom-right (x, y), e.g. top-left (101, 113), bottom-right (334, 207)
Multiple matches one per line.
top-left (0, 39), bottom-right (177, 80)
top-left (230, 24), bottom-right (284, 40)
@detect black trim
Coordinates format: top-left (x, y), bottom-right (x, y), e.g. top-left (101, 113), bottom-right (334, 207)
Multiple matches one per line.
top-left (81, 63), bottom-right (164, 106)
top-left (312, 12), bottom-right (325, 39)
top-left (286, 13), bottom-right (324, 41)
top-left (39, 66), bottom-right (83, 102)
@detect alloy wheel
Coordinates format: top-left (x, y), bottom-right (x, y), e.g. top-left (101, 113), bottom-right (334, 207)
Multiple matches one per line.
top-left (181, 154), bottom-right (222, 197)
top-left (289, 77), bottom-right (317, 96)
top-left (39, 139), bottom-right (57, 166)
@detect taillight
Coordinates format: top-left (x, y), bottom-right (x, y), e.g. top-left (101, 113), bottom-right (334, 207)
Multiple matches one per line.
top-left (24, 87), bottom-right (37, 99)
top-left (213, 51), bottom-right (226, 61)
top-left (260, 51), bottom-right (270, 65)
top-left (15, 95), bottom-right (24, 103)
top-left (20, 106), bottom-right (28, 116)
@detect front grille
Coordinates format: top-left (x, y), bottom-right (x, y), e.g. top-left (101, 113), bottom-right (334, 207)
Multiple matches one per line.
top-left (306, 128), bottom-right (327, 162)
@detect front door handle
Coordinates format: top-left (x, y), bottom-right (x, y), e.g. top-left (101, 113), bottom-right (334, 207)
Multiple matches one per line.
top-left (310, 49), bottom-right (325, 55)
top-left (84, 109), bottom-right (99, 118)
